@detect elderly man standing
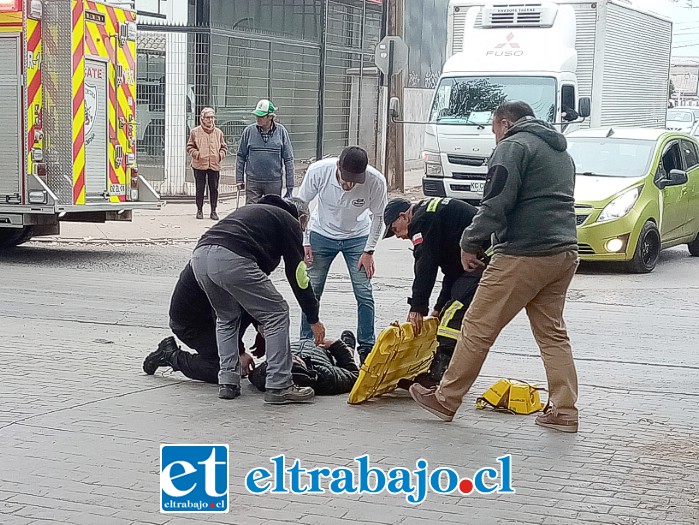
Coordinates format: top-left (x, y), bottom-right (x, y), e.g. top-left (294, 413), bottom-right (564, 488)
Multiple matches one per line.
top-left (409, 101), bottom-right (581, 433)
top-left (187, 107), bottom-right (227, 220)
top-left (298, 146), bottom-right (387, 363)
top-left (236, 99), bottom-right (295, 204)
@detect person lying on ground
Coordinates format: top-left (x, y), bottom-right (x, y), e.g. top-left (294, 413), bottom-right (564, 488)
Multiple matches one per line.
top-left (249, 332), bottom-right (359, 396)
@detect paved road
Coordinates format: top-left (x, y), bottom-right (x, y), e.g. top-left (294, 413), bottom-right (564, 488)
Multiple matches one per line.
top-left (1, 240), bottom-right (698, 524)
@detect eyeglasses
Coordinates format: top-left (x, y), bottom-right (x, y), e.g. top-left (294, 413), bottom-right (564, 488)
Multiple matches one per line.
top-left (202, 115), bottom-right (215, 119)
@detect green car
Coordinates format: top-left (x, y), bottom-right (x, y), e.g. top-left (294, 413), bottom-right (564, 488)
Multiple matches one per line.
top-left (567, 128), bottom-right (699, 273)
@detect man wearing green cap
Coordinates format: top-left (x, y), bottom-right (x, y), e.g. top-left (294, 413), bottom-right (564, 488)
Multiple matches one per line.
top-left (236, 99), bottom-right (295, 204)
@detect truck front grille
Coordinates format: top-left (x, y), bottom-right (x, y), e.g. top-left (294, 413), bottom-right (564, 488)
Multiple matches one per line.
top-left (453, 172), bottom-right (487, 180)
top-left (447, 154), bottom-right (487, 167)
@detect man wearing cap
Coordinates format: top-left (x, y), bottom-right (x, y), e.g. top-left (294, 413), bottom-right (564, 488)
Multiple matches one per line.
top-left (298, 146), bottom-right (388, 363)
top-left (236, 99), bottom-right (295, 204)
top-left (190, 195), bottom-right (326, 404)
top-left (384, 197), bottom-right (483, 387)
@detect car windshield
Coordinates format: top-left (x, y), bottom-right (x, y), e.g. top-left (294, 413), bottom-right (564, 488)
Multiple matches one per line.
top-left (667, 110), bottom-right (694, 123)
top-left (567, 138), bottom-right (656, 178)
top-left (430, 76), bottom-right (557, 125)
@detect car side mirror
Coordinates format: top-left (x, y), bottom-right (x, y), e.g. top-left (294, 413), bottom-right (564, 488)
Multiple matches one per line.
top-left (668, 169), bottom-right (689, 186)
top-left (389, 97), bottom-right (401, 120)
top-left (578, 97), bottom-right (591, 119)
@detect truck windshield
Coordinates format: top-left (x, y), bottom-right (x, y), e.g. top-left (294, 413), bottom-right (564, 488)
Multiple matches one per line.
top-left (667, 110), bottom-right (693, 123)
top-left (430, 76), bottom-right (557, 125)
top-left (567, 138), bottom-right (655, 178)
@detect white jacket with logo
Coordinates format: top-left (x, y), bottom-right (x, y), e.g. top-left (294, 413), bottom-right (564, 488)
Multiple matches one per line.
top-left (298, 158), bottom-right (387, 251)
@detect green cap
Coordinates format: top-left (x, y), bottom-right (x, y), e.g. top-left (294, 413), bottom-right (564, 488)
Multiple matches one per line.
top-left (252, 99), bottom-right (276, 117)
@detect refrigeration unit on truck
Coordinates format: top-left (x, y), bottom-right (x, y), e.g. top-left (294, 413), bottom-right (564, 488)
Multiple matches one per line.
top-left (0, 0), bottom-right (159, 250)
top-left (422, 0), bottom-right (672, 204)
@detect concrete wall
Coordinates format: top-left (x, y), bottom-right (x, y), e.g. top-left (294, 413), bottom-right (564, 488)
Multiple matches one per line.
top-left (403, 87), bottom-right (433, 163)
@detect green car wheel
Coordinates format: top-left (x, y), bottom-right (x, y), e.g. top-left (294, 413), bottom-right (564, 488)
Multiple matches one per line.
top-left (688, 233), bottom-right (699, 257)
top-left (628, 221), bottom-right (660, 274)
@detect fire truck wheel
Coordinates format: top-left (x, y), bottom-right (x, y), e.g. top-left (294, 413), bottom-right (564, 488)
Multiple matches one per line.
top-left (0, 227), bottom-right (33, 250)
top-left (13, 226), bottom-right (34, 246)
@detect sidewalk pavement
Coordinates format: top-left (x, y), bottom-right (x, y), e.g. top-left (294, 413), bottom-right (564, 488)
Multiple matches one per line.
top-left (36, 168), bottom-right (426, 245)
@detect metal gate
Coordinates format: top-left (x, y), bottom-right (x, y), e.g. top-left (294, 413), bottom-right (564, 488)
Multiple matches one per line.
top-left (323, 0), bottom-right (382, 164)
top-left (84, 59), bottom-right (109, 200)
top-left (137, 0), bottom-right (384, 197)
top-left (0, 36), bottom-right (22, 202)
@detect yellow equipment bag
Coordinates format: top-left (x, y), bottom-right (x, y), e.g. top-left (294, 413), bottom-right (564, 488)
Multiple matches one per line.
top-left (348, 319), bottom-right (438, 405)
top-left (475, 378), bottom-right (545, 415)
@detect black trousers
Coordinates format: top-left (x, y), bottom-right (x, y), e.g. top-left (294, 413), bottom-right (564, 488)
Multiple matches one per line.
top-left (425, 272), bottom-right (482, 382)
top-left (193, 168), bottom-right (220, 211)
top-left (169, 311), bottom-right (258, 385)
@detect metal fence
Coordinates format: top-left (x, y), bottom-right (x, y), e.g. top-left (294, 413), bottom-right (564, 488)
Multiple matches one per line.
top-left (137, 0), bottom-right (383, 197)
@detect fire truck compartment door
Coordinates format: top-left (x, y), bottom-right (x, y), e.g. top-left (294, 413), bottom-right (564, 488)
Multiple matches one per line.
top-left (0, 36), bottom-right (22, 202)
top-left (84, 59), bottom-right (109, 200)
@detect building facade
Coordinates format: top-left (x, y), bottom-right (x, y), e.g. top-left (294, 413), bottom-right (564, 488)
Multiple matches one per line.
top-left (136, 0), bottom-right (384, 197)
top-left (671, 58), bottom-right (699, 107)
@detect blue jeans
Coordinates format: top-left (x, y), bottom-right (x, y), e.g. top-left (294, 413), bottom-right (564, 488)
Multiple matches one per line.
top-left (300, 232), bottom-right (375, 356)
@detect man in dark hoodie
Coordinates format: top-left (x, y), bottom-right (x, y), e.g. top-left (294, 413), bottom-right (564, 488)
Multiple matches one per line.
top-left (409, 101), bottom-right (580, 433)
top-left (191, 195), bottom-right (326, 403)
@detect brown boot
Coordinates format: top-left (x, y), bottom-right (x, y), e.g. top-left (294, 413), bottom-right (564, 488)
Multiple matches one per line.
top-left (535, 407), bottom-right (578, 433)
top-left (409, 384), bottom-right (455, 422)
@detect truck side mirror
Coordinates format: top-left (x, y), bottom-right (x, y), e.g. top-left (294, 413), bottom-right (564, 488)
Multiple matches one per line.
top-left (578, 97), bottom-right (591, 119)
top-left (389, 97), bottom-right (401, 120)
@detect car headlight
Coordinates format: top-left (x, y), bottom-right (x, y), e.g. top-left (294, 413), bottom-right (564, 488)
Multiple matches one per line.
top-left (597, 186), bottom-right (642, 223)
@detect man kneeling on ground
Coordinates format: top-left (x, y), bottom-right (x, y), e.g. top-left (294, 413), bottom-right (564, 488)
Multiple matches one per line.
top-left (142, 261), bottom-right (264, 383)
top-left (249, 332), bottom-right (359, 396)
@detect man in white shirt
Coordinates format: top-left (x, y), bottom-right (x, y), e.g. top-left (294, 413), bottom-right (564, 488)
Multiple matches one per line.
top-left (298, 146), bottom-right (388, 363)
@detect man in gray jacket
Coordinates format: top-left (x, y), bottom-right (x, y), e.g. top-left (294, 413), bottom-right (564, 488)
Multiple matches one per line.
top-left (236, 99), bottom-right (295, 204)
top-left (409, 101), bottom-right (580, 433)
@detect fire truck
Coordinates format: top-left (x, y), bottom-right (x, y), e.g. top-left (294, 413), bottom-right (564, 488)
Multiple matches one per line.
top-left (0, 0), bottom-right (159, 250)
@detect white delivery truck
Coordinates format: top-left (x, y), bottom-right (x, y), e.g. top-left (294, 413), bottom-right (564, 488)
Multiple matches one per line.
top-left (421, 0), bottom-right (672, 204)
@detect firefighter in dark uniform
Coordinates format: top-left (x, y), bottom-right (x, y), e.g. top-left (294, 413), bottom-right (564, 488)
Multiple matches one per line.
top-left (383, 197), bottom-right (486, 387)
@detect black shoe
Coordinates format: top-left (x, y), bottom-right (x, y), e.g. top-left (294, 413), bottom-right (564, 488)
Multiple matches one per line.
top-left (340, 330), bottom-right (356, 350)
top-left (218, 384), bottom-right (241, 400)
top-left (358, 349), bottom-right (372, 366)
top-left (414, 372), bottom-right (439, 389)
top-left (397, 378), bottom-right (414, 390)
top-left (143, 348), bottom-right (168, 375)
top-left (196, 210), bottom-right (203, 220)
top-left (210, 211), bottom-right (219, 220)
top-left (143, 337), bottom-right (179, 375)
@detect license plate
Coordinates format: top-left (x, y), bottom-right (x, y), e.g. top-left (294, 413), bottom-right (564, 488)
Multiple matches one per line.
top-left (110, 184), bottom-right (126, 195)
top-left (470, 181), bottom-right (485, 193)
